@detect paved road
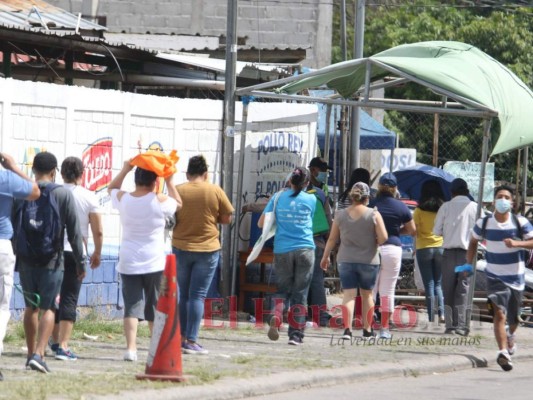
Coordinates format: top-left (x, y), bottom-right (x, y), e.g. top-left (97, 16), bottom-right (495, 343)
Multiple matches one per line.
top-left (246, 356), bottom-right (532, 400)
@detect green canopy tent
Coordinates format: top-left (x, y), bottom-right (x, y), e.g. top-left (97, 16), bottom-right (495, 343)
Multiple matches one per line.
top-left (235, 40), bottom-right (533, 330)
top-left (236, 41), bottom-right (533, 199)
top-left (277, 41), bottom-right (533, 156)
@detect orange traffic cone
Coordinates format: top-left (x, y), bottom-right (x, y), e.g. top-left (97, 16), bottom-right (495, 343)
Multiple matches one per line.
top-left (136, 254), bottom-right (185, 382)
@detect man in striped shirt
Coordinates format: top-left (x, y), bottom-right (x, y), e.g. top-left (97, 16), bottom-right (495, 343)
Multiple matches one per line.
top-left (467, 185), bottom-right (533, 372)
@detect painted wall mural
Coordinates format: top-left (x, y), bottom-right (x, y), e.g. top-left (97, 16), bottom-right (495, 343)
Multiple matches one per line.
top-left (81, 137), bottom-right (113, 206)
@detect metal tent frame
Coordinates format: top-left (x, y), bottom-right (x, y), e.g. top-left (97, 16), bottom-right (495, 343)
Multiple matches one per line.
top-left (232, 56), bottom-right (500, 330)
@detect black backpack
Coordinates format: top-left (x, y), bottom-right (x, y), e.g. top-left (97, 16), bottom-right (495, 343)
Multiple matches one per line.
top-left (480, 213), bottom-right (532, 267)
top-left (480, 213), bottom-right (523, 240)
top-left (14, 183), bottom-right (63, 266)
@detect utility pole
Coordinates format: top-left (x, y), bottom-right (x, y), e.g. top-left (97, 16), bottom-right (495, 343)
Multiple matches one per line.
top-left (349, 0), bottom-right (365, 172)
top-left (340, 0), bottom-right (347, 61)
top-left (221, 0), bottom-right (238, 299)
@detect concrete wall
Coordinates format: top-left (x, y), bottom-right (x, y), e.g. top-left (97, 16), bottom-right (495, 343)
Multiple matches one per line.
top-left (48, 0), bottom-right (333, 69)
top-left (0, 78), bottom-right (317, 314)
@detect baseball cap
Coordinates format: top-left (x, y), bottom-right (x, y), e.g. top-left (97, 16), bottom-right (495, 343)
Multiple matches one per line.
top-left (351, 182), bottom-right (370, 197)
top-left (308, 157), bottom-right (332, 171)
top-left (379, 172), bottom-right (397, 187)
top-left (451, 178), bottom-right (468, 192)
top-left (33, 152), bottom-right (58, 173)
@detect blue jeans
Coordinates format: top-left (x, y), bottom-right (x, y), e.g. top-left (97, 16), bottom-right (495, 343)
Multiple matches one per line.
top-left (173, 248), bottom-right (219, 343)
top-left (307, 246), bottom-right (331, 325)
top-left (416, 247), bottom-right (444, 322)
top-left (271, 248), bottom-right (314, 339)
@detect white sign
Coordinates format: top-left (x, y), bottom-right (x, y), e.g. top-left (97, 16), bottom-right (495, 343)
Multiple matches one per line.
top-left (360, 149), bottom-right (417, 185)
top-left (443, 161), bottom-right (494, 202)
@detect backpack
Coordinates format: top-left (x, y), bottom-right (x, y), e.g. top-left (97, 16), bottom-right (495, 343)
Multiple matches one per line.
top-left (306, 188), bottom-right (330, 236)
top-left (14, 183), bottom-right (63, 266)
top-left (480, 213), bottom-right (523, 240)
top-left (480, 213), bottom-right (532, 267)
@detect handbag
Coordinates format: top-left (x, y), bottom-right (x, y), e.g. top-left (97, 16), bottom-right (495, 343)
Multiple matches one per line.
top-left (246, 191), bottom-right (281, 265)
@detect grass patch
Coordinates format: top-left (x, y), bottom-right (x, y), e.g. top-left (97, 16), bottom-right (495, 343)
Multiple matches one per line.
top-left (71, 314), bottom-right (151, 340)
top-left (232, 355), bottom-right (254, 364)
top-left (0, 371), bottom-right (178, 400)
top-left (182, 367), bottom-right (222, 385)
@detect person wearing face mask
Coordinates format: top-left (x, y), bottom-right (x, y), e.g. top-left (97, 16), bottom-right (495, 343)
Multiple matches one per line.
top-left (308, 157), bottom-right (331, 198)
top-left (306, 158), bottom-right (333, 326)
top-left (433, 178), bottom-right (477, 337)
top-left (466, 185), bottom-right (533, 372)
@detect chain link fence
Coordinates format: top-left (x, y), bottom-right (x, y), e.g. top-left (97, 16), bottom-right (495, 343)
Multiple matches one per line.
top-left (321, 106), bottom-right (526, 295)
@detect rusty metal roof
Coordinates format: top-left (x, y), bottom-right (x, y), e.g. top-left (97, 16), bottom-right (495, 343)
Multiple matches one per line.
top-left (0, 0), bottom-right (106, 36)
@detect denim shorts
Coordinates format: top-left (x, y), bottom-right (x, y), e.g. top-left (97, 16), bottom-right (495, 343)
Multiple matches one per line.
top-left (338, 262), bottom-right (380, 291)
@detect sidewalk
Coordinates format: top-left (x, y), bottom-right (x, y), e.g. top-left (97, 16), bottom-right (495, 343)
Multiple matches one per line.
top-left (2, 308), bottom-right (532, 400)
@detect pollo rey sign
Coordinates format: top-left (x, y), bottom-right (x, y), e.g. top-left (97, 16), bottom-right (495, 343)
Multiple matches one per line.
top-left (82, 137), bottom-right (113, 192)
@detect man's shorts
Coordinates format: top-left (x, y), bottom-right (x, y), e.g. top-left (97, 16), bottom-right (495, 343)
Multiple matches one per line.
top-left (486, 276), bottom-right (523, 326)
top-left (18, 264), bottom-right (63, 310)
top-left (338, 262), bottom-right (380, 291)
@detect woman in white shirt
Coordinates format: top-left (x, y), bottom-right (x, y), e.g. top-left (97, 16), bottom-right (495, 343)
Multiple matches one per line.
top-left (108, 161), bottom-right (181, 361)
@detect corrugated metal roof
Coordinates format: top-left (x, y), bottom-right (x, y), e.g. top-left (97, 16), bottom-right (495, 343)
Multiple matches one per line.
top-left (157, 53), bottom-right (287, 76)
top-left (0, 23), bottom-right (156, 55)
top-left (0, 0), bottom-right (106, 34)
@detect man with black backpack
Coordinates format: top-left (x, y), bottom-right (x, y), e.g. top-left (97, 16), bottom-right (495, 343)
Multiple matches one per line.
top-left (14, 152), bottom-right (85, 374)
top-left (0, 152), bottom-right (40, 381)
top-left (466, 185), bottom-right (533, 372)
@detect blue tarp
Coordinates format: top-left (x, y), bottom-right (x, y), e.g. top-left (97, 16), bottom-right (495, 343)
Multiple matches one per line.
top-left (313, 90), bottom-right (397, 151)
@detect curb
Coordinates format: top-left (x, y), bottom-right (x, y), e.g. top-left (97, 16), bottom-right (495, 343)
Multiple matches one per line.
top-left (86, 350), bottom-right (533, 400)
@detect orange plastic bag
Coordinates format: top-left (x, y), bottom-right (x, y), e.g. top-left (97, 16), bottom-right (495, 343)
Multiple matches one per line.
top-left (130, 150), bottom-right (179, 178)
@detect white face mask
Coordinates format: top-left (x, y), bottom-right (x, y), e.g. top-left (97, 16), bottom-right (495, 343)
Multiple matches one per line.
top-left (494, 198), bottom-right (512, 214)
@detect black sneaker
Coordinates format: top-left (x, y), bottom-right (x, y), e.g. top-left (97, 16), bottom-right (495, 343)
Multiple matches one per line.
top-left (0, 370), bottom-right (3, 381)
top-left (341, 328), bottom-right (352, 340)
top-left (28, 354), bottom-right (50, 374)
top-left (497, 350), bottom-right (513, 372)
top-left (455, 328), bottom-right (469, 337)
top-left (267, 317), bottom-right (280, 341)
top-left (362, 328), bottom-right (375, 339)
top-left (288, 335), bottom-right (303, 346)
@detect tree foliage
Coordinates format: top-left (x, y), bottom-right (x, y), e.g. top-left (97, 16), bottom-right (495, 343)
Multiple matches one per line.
top-left (331, 1), bottom-right (533, 183)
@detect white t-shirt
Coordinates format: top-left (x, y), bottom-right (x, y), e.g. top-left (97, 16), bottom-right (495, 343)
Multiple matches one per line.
top-left (111, 189), bottom-right (177, 275)
top-left (63, 183), bottom-right (101, 253)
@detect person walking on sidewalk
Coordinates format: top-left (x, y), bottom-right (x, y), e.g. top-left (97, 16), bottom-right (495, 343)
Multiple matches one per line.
top-left (306, 157), bottom-right (333, 327)
top-left (413, 180), bottom-right (445, 324)
top-left (321, 182), bottom-right (387, 340)
top-left (15, 152), bottom-right (85, 374)
top-left (260, 167), bottom-right (316, 346)
top-left (433, 178), bottom-right (477, 336)
top-left (466, 185), bottom-right (533, 371)
top-left (337, 168), bottom-right (376, 210)
top-left (50, 157), bottom-right (103, 361)
top-left (371, 173), bottom-right (415, 339)
top-left (172, 155), bottom-right (234, 355)
top-left (0, 152), bottom-right (39, 378)
top-left (109, 160), bottom-right (181, 362)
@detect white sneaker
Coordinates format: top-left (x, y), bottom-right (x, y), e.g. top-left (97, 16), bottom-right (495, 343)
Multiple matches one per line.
top-left (379, 329), bottom-right (392, 339)
top-left (123, 350), bottom-right (137, 361)
top-left (496, 350), bottom-right (513, 372)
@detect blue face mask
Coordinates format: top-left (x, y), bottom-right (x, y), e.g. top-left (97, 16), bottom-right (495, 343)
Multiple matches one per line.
top-left (316, 171), bottom-right (328, 184)
top-left (495, 198), bottom-right (512, 214)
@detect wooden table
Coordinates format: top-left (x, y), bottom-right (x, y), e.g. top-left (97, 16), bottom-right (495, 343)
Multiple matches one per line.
top-left (238, 248), bottom-right (277, 312)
